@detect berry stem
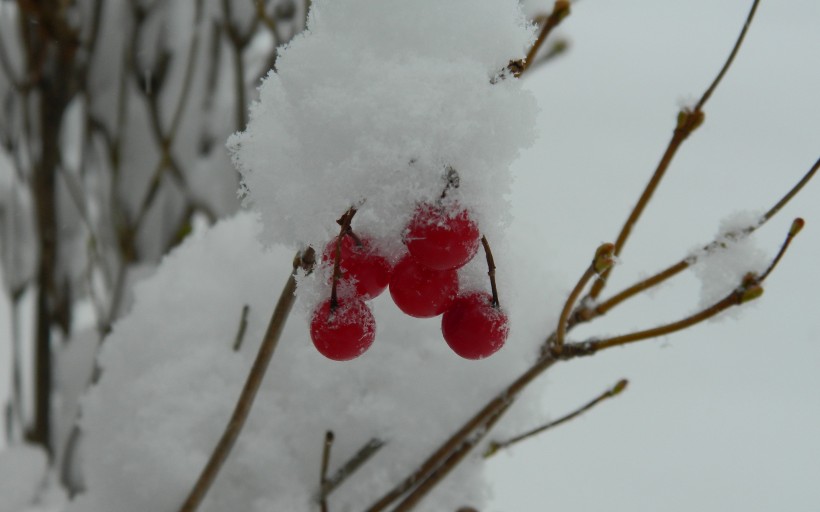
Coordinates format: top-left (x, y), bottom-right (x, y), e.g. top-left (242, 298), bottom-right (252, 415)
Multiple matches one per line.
top-left (480, 236), bottom-right (499, 308)
top-left (330, 208), bottom-right (357, 310)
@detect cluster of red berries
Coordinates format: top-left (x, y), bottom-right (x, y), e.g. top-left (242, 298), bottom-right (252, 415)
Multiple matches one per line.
top-left (309, 202), bottom-right (510, 361)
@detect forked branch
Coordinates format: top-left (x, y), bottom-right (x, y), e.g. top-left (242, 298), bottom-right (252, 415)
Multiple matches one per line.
top-left (587, 0), bottom-right (762, 302)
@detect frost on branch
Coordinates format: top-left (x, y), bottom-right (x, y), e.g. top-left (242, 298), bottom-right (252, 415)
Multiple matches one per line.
top-left (228, 0), bottom-right (538, 251)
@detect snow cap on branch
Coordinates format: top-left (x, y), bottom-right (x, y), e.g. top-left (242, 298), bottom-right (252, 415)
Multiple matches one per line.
top-left (229, 0), bottom-right (537, 251)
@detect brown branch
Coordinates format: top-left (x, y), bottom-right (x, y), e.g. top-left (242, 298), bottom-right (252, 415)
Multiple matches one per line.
top-left (571, 285), bottom-right (758, 357)
top-left (758, 218), bottom-right (803, 283)
top-left (761, 156), bottom-right (820, 225)
top-left (553, 264), bottom-right (593, 356)
top-left (320, 437), bottom-right (384, 499)
top-left (178, 250), bottom-right (310, 512)
top-left (484, 379), bottom-right (628, 458)
top-left (584, 155), bottom-right (819, 323)
top-left (319, 431), bottom-right (334, 512)
top-left (514, 1), bottom-right (570, 77)
top-left (376, 202), bottom-right (803, 509)
top-left (587, 0), bottom-right (762, 302)
top-left (231, 305), bottom-right (250, 351)
top-left (553, 243), bottom-right (614, 355)
top-left (390, 401), bottom-right (513, 512)
top-left (364, 356), bottom-right (557, 511)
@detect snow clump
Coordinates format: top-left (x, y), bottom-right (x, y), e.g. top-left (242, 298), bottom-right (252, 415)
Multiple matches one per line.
top-left (228, 0), bottom-right (538, 253)
top-left (690, 210), bottom-right (769, 317)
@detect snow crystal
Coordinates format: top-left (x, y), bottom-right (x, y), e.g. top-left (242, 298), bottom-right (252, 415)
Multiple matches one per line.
top-left (229, 0), bottom-right (537, 253)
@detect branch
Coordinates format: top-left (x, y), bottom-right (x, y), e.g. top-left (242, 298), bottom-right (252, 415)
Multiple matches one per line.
top-left (587, 0), bottom-right (762, 302)
top-left (178, 250), bottom-right (311, 512)
top-left (553, 243), bottom-right (613, 355)
top-left (513, 1), bottom-right (571, 77)
top-left (320, 437), bottom-right (384, 499)
top-left (484, 379), bottom-right (628, 458)
top-left (585, 156), bottom-right (818, 322)
top-left (231, 304), bottom-right (250, 351)
top-left (319, 431), bottom-right (334, 512)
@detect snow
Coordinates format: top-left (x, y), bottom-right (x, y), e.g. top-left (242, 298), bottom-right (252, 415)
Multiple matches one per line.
top-left (690, 211), bottom-right (769, 315)
top-left (0, 444), bottom-right (47, 512)
top-left (229, 0), bottom-right (537, 252)
top-left (67, 211), bottom-right (546, 512)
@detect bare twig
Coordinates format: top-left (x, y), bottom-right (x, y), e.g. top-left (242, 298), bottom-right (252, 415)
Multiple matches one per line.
top-left (573, 287), bottom-right (755, 356)
top-left (178, 250), bottom-right (311, 512)
top-left (514, 1), bottom-right (571, 77)
top-left (758, 218), bottom-right (803, 282)
top-left (553, 243), bottom-right (613, 356)
top-left (391, 401), bottom-right (514, 512)
top-left (587, 0), bottom-right (762, 302)
top-left (320, 437), bottom-right (384, 499)
top-left (232, 305), bottom-right (250, 351)
top-left (484, 379), bottom-right (628, 458)
top-left (584, 156), bottom-right (818, 323)
top-left (319, 431), bottom-right (334, 512)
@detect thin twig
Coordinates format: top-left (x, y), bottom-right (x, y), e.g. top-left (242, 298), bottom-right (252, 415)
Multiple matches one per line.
top-left (319, 431), bottom-right (334, 512)
top-left (758, 218), bottom-right (803, 282)
top-left (391, 402), bottom-right (513, 512)
top-left (578, 290), bottom-right (749, 355)
top-left (693, 0), bottom-right (761, 112)
top-left (169, 0), bottom-right (204, 136)
top-left (585, 156), bottom-right (819, 322)
top-left (320, 437), bottom-right (384, 498)
top-left (553, 264), bottom-right (593, 356)
top-left (553, 243), bottom-right (613, 355)
top-left (515, 1), bottom-right (570, 77)
top-left (587, 0), bottom-right (762, 302)
top-left (484, 379), bottom-right (628, 458)
top-left (371, 177), bottom-right (804, 509)
top-left (571, 235), bottom-right (801, 357)
top-left (178, 250), bottom-right (310, 512)
top-left (761, 156), bottom-right (820, 224)
top-left (364, 357), bottom-right (557, 511)
top-left (232, 305), bottom-right (250, 351)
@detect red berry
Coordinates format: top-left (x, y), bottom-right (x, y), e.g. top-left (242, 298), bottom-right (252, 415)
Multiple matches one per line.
top-left (389, 255), bottom-right (458, 318)
top-left (404, 202), bottom-right (480, 270)
top-left (441, 292), bottom-right (508, 359)
top-left (323, 235), bottom-right (391, 300)
top-left (310, 298), bottom-right (376, 361)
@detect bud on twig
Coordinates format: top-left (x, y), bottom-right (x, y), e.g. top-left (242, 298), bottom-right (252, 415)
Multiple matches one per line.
top-left (593, 243), bottom-right (616, 274)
